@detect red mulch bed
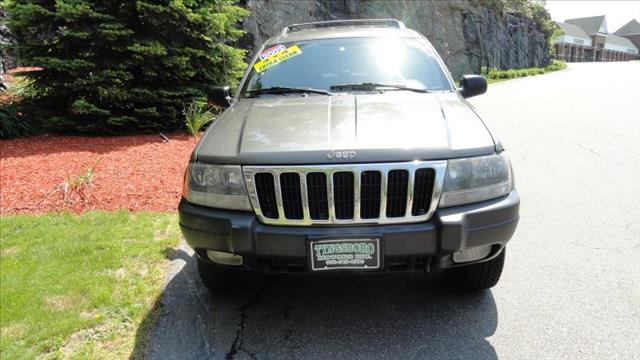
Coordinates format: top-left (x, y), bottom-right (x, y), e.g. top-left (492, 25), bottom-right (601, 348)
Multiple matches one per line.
top-left (1, 133), bottom-right (197, 215)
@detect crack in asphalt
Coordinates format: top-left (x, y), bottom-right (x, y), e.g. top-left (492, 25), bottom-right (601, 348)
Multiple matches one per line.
top-left (225, 282), bottom-right (271, 360)
top-left (188, 281), bottom-right (214, 356)
top-left (180, 244), bottom-right (215, 357)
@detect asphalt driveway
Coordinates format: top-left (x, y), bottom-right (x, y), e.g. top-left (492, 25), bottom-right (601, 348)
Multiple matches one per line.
top-left (142, 62), bottom-right (640, 359)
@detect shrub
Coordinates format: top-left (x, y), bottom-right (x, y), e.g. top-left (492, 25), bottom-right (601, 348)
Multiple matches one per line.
top-left (0, 103), bottom-right (33, 139)
top-left (4, 0), bottom-right (249, 134)
top-left (547, 60), bottom-right (567, 71)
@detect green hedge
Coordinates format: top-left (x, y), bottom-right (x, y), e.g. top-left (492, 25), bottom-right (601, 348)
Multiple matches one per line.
top-left (482, 60), bottom-right (567, 81)
top-left (4, 0), bottom-right (248, 134)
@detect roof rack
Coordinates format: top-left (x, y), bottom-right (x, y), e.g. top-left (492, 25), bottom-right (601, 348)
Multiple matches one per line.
top-left (281, 19), bottom-right (406, 36)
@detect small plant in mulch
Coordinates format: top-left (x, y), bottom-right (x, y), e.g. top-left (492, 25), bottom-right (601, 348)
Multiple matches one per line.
top-left (184, 101), bottom-right (216, 138)
top-left (59, 158), bottom-right (102, 209)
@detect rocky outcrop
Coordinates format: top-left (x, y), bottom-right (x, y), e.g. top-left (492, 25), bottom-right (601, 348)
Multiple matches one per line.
top-left (239, 0), bottom-right (551, 78)
top-left (1, 8), bottom-right (17, 75)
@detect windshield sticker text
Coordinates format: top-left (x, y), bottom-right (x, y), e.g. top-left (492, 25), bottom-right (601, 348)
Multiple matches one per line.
top-left (259, 44), bottom-right (286, 60)
top-left (253, 45), bottom-right (302, 73)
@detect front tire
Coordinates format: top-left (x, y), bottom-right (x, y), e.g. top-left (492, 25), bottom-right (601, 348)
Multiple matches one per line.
top-left (446, 249), bottom-right (505, 291)
top-left (196, 256), bottom-right (251, 292)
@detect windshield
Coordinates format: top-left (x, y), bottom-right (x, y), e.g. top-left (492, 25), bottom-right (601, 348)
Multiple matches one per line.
top-left (240, 37), bottom-right (453, 97)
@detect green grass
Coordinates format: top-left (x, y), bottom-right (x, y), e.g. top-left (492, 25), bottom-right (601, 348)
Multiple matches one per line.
top-left (0, 211), bottom-right (181, 359)
top-left (483, 59), bottom-right (567, 83)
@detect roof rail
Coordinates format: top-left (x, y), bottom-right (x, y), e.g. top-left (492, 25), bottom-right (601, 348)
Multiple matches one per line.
top-left (281, 19), bottom-right (406, 36)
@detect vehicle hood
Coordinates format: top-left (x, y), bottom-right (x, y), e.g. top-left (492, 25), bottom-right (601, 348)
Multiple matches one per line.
top-left (195, 92), bottom-right (496, 164)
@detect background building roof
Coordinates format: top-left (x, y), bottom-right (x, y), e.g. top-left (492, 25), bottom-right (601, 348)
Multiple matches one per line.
top-left (605, 34), bottom-right (637, 49)
top-left (556, 21), bottom-right (591, 41)
top-left (614, 19), bottom-right (640, 36)
top-left (566, 15), bottom-right (607, 34)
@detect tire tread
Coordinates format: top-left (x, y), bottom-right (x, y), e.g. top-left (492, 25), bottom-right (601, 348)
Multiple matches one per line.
top-left (196, 256), bottom-right (250, 292)
top-left (447, 249), bottom-right (505, 291)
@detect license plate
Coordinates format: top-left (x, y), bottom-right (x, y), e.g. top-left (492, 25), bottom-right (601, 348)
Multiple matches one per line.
top-left (310, 238), bottom-right (380, 271)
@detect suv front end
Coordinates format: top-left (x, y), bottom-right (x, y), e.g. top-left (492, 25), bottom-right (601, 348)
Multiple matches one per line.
top-left (179, 19), bottom-right (520, 291)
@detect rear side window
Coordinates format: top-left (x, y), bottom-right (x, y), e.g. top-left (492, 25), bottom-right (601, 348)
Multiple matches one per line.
top-left (241, 37), bottom-right (453, 96)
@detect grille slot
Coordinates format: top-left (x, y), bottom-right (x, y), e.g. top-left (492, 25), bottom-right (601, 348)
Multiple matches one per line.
top-left (412, 168), bottom-right (435, 216)
top-left (254, 173), bottom-right (278, 219)
top-left (360, 171), bottom-right (381, 219)
top-left (386, 170), bottom-right (409, 218)
top-left (244, 161), bottom-right (445, 225)
top-left (306, 172), bottom-right (329, 220)
top-left (333, 172), bottom-right (355, 219)
top-left (280, 173), bottom-right (303, 219)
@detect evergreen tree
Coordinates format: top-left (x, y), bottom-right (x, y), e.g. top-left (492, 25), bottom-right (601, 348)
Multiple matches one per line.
top-left (3, 0), bottom-right (248, 133)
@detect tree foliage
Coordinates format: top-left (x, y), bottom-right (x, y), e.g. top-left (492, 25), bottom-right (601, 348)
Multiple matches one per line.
top-left (3, 0), bottom-right (248, 134)
top-left (504, 0), bottom-right (558, 38)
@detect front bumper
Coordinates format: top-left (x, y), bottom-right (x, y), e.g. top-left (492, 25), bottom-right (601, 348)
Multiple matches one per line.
top-left (179, 190), bottom-right (519, 273)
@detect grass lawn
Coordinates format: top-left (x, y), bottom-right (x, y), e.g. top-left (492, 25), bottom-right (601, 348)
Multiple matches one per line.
top-left (0, 211), bottom-right (181, 359)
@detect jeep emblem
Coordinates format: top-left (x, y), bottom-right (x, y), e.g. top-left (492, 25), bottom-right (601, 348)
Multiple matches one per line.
top-left (327, 150), bottom-right (356, 159)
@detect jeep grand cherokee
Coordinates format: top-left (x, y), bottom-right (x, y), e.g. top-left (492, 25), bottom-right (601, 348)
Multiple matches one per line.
top-left (179, 19), bottom-right (520, 291)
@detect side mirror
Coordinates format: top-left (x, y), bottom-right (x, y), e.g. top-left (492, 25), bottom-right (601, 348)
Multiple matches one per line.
top-left (208, 86), bottom-right (233, 108)
top-left (459, 75), bottom-right (487, 98)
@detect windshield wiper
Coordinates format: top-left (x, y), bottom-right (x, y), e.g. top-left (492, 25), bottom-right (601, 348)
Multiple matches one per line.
top-left (246, 86), bottom-right (332, 97)
top-left (330, 82), bottom-right (430, 93)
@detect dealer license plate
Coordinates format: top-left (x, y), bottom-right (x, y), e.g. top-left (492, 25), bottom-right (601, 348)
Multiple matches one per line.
top-left (310, 238), bottom-right (380, 271)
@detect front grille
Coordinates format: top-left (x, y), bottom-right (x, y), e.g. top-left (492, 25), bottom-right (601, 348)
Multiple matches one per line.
top-left (243, 161), bottom-right (446, 225)
top-left (254, 173), bottom-right (278, 219)
top-left (386, 170), bottom-right (409, 218)
top-left (333, 172), bottom-right (355, 219)
top-left (280, 173), bottom-right (303, 219)
top-left (306, 172), bottom-right (329, 220)
top-left (360, 171), bottom-right (381, 219)
top-left (412, 168), bottom-right (436, 216)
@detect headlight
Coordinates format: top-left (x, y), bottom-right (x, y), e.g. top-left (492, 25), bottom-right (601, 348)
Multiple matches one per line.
top-left (439, 152), bottom-right (513, 208)
top-left (183, 163), bottom-right (252, 210)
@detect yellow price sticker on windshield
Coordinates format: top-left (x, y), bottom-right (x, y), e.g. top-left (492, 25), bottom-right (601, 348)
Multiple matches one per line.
top-left (253, 45), bottom-right (302, 73)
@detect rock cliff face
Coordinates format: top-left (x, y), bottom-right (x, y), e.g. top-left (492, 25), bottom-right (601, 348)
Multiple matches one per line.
top-left (1, 9), bottom-right (16, 75)
top-left (239, 0), bottom-right (551, 78)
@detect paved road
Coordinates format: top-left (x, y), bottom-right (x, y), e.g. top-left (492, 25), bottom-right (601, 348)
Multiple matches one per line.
top-left (143, 62), bottom-right (640, 359)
